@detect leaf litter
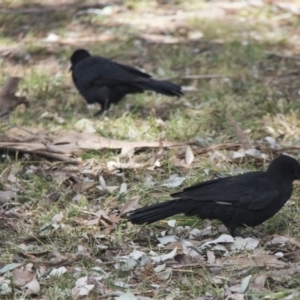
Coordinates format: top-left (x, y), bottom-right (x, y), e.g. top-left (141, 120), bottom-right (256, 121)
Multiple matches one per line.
top-left (2, 1), bottom-right (300, 299)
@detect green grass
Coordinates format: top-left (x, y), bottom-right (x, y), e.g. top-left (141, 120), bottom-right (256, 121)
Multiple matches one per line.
top-left (1, 0), bottom-right (300, 299)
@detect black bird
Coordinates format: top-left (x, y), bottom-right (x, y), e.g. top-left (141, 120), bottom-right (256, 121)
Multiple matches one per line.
top-left (127, 155), bottom-right (300, 236)
top-left (70, 49), bottom-right (183, 116)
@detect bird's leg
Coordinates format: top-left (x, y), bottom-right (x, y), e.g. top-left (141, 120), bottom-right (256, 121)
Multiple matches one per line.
top-left (225, 224), bottom-right (245, 238)
top-left (93, 108), bottom-right (104, 117)
top-left (93, 98), bottom-right (111, 117)
top-left (231, 230), bottom-right (246, 238)
top-left (93, 97), bottom-right (110, 117)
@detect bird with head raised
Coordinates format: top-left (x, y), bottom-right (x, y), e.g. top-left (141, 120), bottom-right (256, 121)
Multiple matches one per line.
top-left (70, 49), bottom-right (183, 116)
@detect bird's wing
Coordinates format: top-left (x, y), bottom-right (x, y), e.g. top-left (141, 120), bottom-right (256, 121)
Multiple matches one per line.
top-left (171, 173), bottom-right (279, 210)
top-left (74, 57), bottom-right (151, 87)
top-left (115, 62), bottom-right (152, 78)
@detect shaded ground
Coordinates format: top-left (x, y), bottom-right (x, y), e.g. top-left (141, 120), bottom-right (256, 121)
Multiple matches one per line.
top-left (1, 0), bottom-right (300, 299)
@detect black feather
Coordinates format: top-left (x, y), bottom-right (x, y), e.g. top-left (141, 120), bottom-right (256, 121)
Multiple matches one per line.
top-left (127, 155), bottom-right (300, 236)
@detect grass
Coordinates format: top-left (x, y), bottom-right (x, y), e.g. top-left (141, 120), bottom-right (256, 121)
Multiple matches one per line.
top-left (1, 0), bottom-right (300, 299)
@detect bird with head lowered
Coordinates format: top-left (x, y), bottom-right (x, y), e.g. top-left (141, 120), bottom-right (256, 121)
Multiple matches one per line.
top-left (127, 155), bottom-right (300, 237)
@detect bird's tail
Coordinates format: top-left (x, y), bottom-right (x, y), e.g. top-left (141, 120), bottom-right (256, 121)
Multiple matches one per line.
top-left (139, 79), bottom-right (183, 97)
top-left (127, 199), bottom-right (191, 224)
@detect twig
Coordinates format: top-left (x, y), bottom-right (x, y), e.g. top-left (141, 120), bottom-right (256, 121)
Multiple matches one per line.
top-left (182, 74), bottom-right (229, 79)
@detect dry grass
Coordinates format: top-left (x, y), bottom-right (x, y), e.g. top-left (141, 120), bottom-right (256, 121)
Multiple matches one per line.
top-left (1, 0), bottom-right (300, 299)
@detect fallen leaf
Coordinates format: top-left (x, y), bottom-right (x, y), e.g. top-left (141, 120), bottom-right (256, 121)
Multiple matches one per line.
top-left (114, 279), bottom-right (132, 288)
top-left (229, 116), bottom-right (251, 150)
top-left (253, 273), bottom-right (267, 288)
top-left (185, 146), bottom-right (194, 166)
top-left (120, 258), bottom-right (138, 271)
top-left (231, 237), bottom-right (260, 251)
top-left (120, 196), bottom-right (140, 216)
top-left (119, 183), bottom-right (127, 194)
top-left (49, 267), bottom-right (67, 277)
top-left (156, 268), bottom-right (172, 280)
top-left (162, 174), bottom-right (185, 188)
top-left (151, 247), bottom-right (177, 263)
top-left (207, 250), bottom-right (216, 265)
top-left (0, 77), bottom-right (28, 117)
top-left (153, 264), bottom-right (165, 274)
top-left (269, 236), bottom-right (289, 245)
top-left (181, 239), bottom-right (201, 257)
top-left (72, 276), bottom-right (94, 297)
top-left (0, 191), bottom-right (16, 204)
top-left (167, 220), bottom-right (176, 227)
top-left (115, 291), bottom-right (137, 300)
top-left (0, 263), bottom-right (22, 274)
top-left (128, 249), bottom-right (146, 260)
top-left (264, 136), bottom-right (276, 148)
top-left (157, 235), bottom-right (177, 245)
top-left (241, 275), bottom-right (252, 293)
top-left (199, 234), bottom-right (235, 250)
top-left (13, 264), bottom-right (35, 287)
top-left (284, 250), bottom-right (300, 262)
top-left (22, 278), bottom-right (40, 295)
top-left (74, 118), bottom-right (96, 133)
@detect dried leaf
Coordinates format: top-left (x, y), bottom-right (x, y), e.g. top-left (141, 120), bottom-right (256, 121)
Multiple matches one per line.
top-left (0, 77), bottom-right (21, 96)
top-left (0, 263), bottom-right (22, 274)
top-left (151, 247), bottom-right (177, 263)
top-left (0, 191), bottom-right (16, 205)
top-left (162, 174), bottom-right (185, 188)
top-left (120, 196), bottom-right (140, 216)
top-left (269, 236), bottom-right (289, 245)
top-left (49, 267), bottom-right (67, 277)
top-left (74, 118), bottom-right (96, 133)
top-left (72, 181), bottom-right (96, 193)
top-left (229, 116), bottom-right (251, 150)
top-left (254, 273), bottom-right (267, 288)
top-left (119, 183), bottom-right (127, 194)
top-left (154, 264), bottom-right (166, 273)
top-left (231, 237), bottom-right (260, 251)
top-left (265, 136), bottom-right (276, 148)
top-left (185, 146), bottom-right (194, 166)
top-left (72, 276), bottom-right (94, 297)
top-left (181, 239), bottom-right (201, 257)
top-left (157, 235), bottom-right (177, 245)
top-left (156, 268), bottom-right (172, 280)
top-left (115, 291), bottom-right (137, 300)
top-left (13, 264), bottom-right (35, 287)
top-left (23, 278), bottom-right (40, 295)
top-left (120, 258), bottom-right (138, 271)
top-left (200, 234), bottom-right (235, 250)
top-left (120, 145), bottom-right (135, 157)
top-left (241, 275), bottom-right (252, 293)
top-left (284, 250), bottom-right (300, 262)
top-left (0, 77), bottom-right (28, 117)
top-left (99, 176), bottom-right (106, 189)
top-left (128, 249), bottom-right (146, 260)
top-left (207, 251), bottom-right (216, 265)
top-left (167, 220), bottom-right (176, 227)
